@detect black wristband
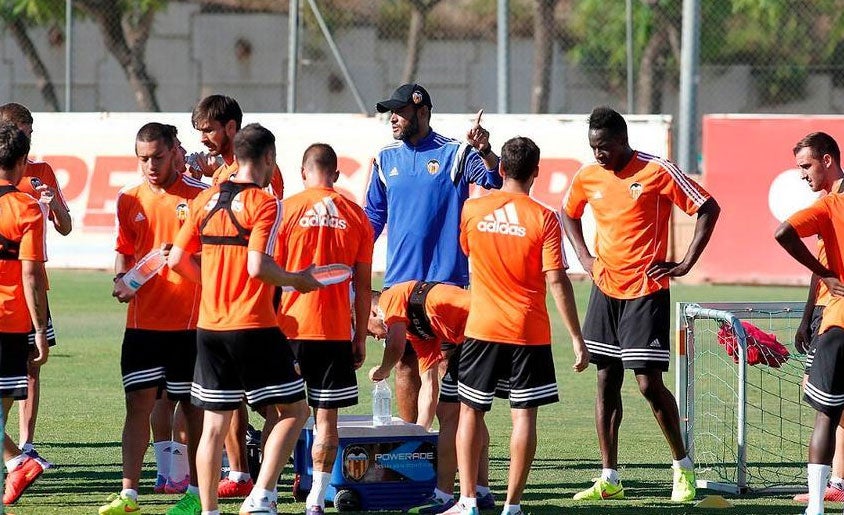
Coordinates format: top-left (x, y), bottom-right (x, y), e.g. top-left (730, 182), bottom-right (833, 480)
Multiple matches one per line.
top-left (478, 145), bottom-right (492, 157)
top-left (114, 272), bottom-right (126, 283)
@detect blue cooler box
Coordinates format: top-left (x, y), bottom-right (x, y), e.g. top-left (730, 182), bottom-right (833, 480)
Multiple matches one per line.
top-left (292, 415), bottom-right (438, 511)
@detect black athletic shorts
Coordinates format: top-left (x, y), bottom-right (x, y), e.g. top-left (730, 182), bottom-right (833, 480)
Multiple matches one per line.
top-left (0, 333), bottom-right (29, 399)
top-left (192, 327), bottom-right (305, 411)
top-left (457, 338), bottom-right (557, 411)
top-left (440, 343), bottom-right (509, 404)
top-left (804, 305), bottom-right (825, 373)
top-left (288, 339), bottom-right (358, 409)
top-left (121, 328), bottom-right (197, 401)
top-left (582, 286), bottom-right (671, 371)
top-left (805, 327), bottom-right (844, 416)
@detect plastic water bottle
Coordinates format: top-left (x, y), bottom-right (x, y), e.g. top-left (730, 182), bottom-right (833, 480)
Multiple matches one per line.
top-left (121, 248), bottom-right (167, 292)
top-left (372, 380), bottom-right (392, 426)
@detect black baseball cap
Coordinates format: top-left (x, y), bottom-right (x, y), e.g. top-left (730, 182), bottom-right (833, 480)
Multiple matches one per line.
top-left (375, 83), bottom-right (432, 113)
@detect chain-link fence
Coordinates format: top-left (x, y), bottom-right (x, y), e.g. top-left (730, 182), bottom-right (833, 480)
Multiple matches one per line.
top-left (2, 0), bottom-right (843, 117)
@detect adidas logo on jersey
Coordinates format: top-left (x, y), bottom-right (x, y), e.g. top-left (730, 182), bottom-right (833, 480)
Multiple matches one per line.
top-left (298, 196), bottom-right (348, 229)
top-left (477, 202), bottom-right (526, 237)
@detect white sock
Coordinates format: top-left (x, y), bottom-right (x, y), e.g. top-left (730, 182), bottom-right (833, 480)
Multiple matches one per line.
top-left (831, 475), bottom-right (844, 488)
top-left (673, 456), bottom-right (694, 470)
top-left (808, 463), bottom-right (831, 515)
top-left (502, 504), bottom-right (521, 514)
top-left (475, 485), bottom-right (490, 497)
top-left (187, 484), bottom-right (199, 496)
top-left (459, 496), bottom-right (477, 508)
top-left (120, 488), bottom-right (139, 501)
top-left (5, 454), bottom-right (25, 472)
top-left (601, 468), bottom-right (619, 485)
top-left (306, 471), bottom-right (331, 508)
top-left (169, 442), bottom-right (189, 481)
top-left (228, 470), bottom-right (251, 482)
top-left (153, 441), bottom-right (171, 479)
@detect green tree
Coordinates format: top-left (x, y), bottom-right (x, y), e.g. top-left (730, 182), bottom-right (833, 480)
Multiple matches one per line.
top-left (2, 0), bottom-right (64, 111)
top-left (4, 0), bottom-right (164, 111)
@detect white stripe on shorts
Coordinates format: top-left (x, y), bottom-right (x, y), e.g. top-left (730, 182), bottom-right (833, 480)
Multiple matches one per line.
top-left (0, 376), bottom-right (28, 390)
top-left (509, 383), bottom-right (558, 402)
top-left (458, 382), bottom-right (495, 406)
top-left (191, 383), bottom-right (244, 403)
top-left (308, 385), bottom-right (358, 401)
top-left (805, 382), bottom-right (844, 407)
top-left (166, 381), bottom-right (192, 395)
top-left (621, 349), bottom-right (670, 362)
top-left (246, 379), bottom-right (305, 404)
top-left (440, 382), bottom-right (458, 395)
top-left (123, 367), bottom-right (165, 389)
top-left (585, 339), bottom-right (622, 358)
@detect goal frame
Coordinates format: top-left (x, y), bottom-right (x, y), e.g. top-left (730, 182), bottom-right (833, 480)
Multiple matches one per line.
top-left (675, 301), bottom-right (806, 494)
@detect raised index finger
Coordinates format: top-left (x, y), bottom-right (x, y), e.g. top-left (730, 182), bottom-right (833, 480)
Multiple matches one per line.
top-left (474, 109), bottom-right (484, 126)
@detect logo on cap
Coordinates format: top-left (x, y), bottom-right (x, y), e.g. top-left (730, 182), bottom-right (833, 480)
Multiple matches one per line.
top-left (412, 91), bottom-right (424, 105)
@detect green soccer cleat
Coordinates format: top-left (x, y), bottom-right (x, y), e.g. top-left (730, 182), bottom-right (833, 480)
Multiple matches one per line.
top-left (98, 493), bottom-right (141, 514)
top-left (166, 491), bottom-right (201, 515)
top-left (572, 478), bottom-right (625, 500)
top-left (671, 466), bottom-right (696, 502)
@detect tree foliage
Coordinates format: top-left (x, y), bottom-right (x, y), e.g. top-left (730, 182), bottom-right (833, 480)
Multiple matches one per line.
top-left (565, 0), bottom-right (844, 110)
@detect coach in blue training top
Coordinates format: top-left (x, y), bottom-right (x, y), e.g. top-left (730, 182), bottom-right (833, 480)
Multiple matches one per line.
top-left (365, 83), bottom-right (502, 421)
top-left (366, 83), bottom-right (502, 287)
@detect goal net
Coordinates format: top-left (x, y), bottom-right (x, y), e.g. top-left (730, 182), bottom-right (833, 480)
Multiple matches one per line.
top-left (676, 301), bottom-right (813, 494)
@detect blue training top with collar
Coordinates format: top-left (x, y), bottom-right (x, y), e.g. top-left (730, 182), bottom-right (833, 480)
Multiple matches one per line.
top-left (364, 129), bottom-right (502, 288)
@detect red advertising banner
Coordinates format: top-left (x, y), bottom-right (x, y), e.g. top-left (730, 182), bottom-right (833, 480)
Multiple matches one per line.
top-left (698, 115), bottom-right (844, 284)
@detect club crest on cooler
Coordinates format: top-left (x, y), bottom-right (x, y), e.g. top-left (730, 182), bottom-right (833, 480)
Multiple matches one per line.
top-left (343, 445), bottom-right (369, 481)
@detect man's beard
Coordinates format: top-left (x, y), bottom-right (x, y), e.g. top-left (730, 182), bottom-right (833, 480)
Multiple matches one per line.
top-left (396, 112), bottom-right (419, 141)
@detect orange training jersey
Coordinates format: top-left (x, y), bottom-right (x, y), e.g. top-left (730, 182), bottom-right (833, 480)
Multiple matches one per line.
top-left (563, 151), bottom-right (711, 300)
top-left (0, 180), bottom-right (47, 333)
top-left (174, 182), bottom-right (282, 330)
top-left (460, 190), bottom-right (566, 345)
top-left (814, 178), bottom-right (843, 307)
top-left (276, 187), bottom-right (373, 340)
top-left (787, 193), bottom-right (844, 334)
top-left (211, 159), bottom-right (284, 199)
top-left (18, 160), bottom-right (70, 214)
top-left (115, 175), bottom-right (207, 330)
top-left (379, 281), bottom-right (470, 345)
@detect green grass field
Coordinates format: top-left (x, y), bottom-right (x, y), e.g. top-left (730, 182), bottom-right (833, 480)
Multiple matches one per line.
top-left (3, 270), bottom-right (818, 514)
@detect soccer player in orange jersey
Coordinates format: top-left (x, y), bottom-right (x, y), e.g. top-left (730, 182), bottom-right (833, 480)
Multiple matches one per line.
top-left (0, 102), bottom-right (71, 470)
top-left (169, 123), bottom-right (321, 515)
top-left (368, 283), bottom-right (496, 513)
top-left (562, 106), bottom-right (720, 503)
top-left (0, 122), bottom-right (49, 506)
top-left (191, 96), bottom-right (283, 495)
top-left (778, 132), bottom-right (844, 514)
top-left (276, 143), bottom-right (373, 514)
top-left (100, 123), bottom-right (208, 515)
top-left (792, 132), bottom-right (844, 504)
top-left (445, 137), bottom-right (588, 515)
